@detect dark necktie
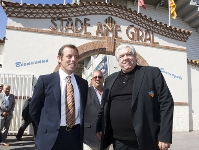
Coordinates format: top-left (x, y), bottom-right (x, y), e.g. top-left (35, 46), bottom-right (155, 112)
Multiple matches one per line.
top-left (66, 76), bottom-right (75, 128)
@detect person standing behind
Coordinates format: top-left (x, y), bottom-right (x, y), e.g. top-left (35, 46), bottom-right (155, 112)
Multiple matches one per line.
top-left (96, 44), bottom-right (174, 150)
top-left (16, 93), bottom-right (37, 141)
top-left (0, 85), bottom-right (15, 146)
top-left (84, 70), bottom-right (109, 150)
top-left (29, 44), bottom-right (88, 150)
top-left (0, 83), bottom-right (3, 93)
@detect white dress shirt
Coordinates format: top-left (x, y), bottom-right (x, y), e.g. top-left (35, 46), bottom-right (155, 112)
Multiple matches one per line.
top-left (4, 94), bottom-right (10, 108)
top-left (93, 87), bottom-right (102, 105)
top-left (59, 69), bottom-right (80, 126)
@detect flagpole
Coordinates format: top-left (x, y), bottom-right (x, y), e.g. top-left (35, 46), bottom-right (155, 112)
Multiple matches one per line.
top-left (138, 4), bottom-right (140, 13)
top-left (169, 0), bottom-right (170, 26)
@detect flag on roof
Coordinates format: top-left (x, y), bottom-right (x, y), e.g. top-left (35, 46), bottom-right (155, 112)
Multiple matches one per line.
top-left (170, 0), bottom-right (177, 19)
top-left (138, 0), bottom-right (146, 9)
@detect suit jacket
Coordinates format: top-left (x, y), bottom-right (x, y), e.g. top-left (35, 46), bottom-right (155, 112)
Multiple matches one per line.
top-left (97, 66), bottom-right (174, 150)
top-left (29, 71), bottom-right (88, 150)
top-left (22, 97), bottom-right (32, 121)
top-left (84, 86), bottom-right (102, 147)
top-left (0, 93), bottom-right (15, 120)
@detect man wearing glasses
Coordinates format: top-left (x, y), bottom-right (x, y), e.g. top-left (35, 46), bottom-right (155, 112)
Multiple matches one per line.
top-left (0, 85), bottom-right (16, 146)
top-left (84, 70), bottom-right (110, 150)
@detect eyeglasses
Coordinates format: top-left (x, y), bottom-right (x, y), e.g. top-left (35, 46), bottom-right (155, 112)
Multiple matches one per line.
top-left (92, 76), bottom-right (103, 79)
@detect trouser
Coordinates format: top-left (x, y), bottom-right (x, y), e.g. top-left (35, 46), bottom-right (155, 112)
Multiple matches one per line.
top-left (52, 125), bottom-right (81, 150)
top-left (16, 118), bottom-right (37, 138)
top-left (0, 117), bottom-right (12, 142)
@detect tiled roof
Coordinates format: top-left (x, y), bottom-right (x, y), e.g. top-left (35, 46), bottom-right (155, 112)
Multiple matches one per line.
top-left (1, 1), bottom-right (191, 42)
top-left (187, 59), bottom-right (199, 67)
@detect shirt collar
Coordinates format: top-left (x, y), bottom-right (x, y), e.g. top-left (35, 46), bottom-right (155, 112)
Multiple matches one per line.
top-left (59, 69), bottom-right (75, 81)
top-left (120, 65), bottom-right (137, 76)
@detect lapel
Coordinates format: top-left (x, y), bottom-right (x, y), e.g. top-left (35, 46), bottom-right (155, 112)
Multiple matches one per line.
top-left (8, 94), bottom-right (11, 107)
top-left (91, 86), bottom-right (100, 106)
top-left (53, 71), bottom-right (61, 117)
top-left (131, 66), bottom-right (145, 107)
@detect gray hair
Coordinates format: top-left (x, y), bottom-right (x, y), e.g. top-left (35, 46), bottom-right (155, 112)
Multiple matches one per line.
top-left (115, 44), bottom-right (136, 61)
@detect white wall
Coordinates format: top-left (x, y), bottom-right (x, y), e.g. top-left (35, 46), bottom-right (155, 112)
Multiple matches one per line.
top-left (0, 44), bottom-right (3, 64)
top-left (188, 65), bottom-right (199, 131)
top-left (108, 55), bottom-right (120, 74)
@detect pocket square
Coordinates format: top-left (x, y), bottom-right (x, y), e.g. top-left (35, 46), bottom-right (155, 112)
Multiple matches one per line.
top-left (148, 91), bottom-right (154, 97)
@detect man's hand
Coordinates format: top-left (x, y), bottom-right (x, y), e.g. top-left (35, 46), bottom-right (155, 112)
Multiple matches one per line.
top-left (2, 112), bottom-right (7, 116)
top-left (96, 132), bottom-right (102, 140)
top-left (158, 141), bottom-right (171, 150)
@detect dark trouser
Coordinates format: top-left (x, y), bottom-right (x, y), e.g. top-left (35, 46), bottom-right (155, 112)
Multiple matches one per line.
top-left (52, 125), bottom-right (81, 150)
top-left (0, 117), bottom-right (12, 142)
top-left (16, 118), bottom-right (37, 138)
top-left (113, 138), bottom-right (141, 150)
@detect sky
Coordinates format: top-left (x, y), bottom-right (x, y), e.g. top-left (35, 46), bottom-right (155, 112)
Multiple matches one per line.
top-left (0, 0), bottom-right (73, 39)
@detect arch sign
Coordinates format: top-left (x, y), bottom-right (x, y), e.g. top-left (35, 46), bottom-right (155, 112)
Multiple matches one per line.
top-left (50, 16), bottom-right (159, 44)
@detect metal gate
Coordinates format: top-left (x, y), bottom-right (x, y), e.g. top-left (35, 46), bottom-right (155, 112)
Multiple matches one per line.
top-left (0, 73), bottom-right (34, 135)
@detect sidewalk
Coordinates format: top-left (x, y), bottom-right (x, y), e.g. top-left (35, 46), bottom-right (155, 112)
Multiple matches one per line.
top-left (0, 136), bottom-right (36, 150)
top-left (170, 131), bottom-right (199, 150)
top-left (0, 131), bottom-right (198, 150)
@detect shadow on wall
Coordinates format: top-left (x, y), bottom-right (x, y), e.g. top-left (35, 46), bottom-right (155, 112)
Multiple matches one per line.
top-left (187, 65), bottom-right (193, 131)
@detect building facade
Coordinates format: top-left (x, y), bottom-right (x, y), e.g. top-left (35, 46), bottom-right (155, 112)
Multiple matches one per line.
top-left (0, 0), bottom-right (199, 133)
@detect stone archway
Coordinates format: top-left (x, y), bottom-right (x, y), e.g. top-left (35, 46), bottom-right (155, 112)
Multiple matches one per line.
top-left (53, 38), bottom-right (149, 76)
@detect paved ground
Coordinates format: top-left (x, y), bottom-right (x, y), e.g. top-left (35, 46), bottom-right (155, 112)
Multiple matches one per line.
top-left (0, 136), bottom-right (36, 150)
top-left (170, 131), bottom-right (199, 150)
top-left (0, 131), bottom-right (198, 150)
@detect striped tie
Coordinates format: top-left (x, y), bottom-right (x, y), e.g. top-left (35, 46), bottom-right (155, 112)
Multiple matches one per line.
top-left (66, 76), bottom-right (75, 128)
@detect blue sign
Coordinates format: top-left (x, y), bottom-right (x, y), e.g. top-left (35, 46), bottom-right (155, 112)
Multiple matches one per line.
top-left (15, 59), bottom-right (48, 67)
top-left (160, 68), bottom-right (182, 80)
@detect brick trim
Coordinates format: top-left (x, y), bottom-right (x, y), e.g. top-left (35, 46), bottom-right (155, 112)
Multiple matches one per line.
top-left (174, 102), bottom-right (189, 106)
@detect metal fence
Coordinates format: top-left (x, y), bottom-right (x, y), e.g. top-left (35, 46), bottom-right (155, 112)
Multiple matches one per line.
top-left (0, 73), bottom-right (34, 135)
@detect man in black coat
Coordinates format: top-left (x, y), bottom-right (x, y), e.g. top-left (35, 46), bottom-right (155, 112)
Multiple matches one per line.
top-left (96, 44), bottom-right (174, 150)
top-left (84, 70), bottom-right (111, 150)
top-left (16, 95), bottom-right (37, 141)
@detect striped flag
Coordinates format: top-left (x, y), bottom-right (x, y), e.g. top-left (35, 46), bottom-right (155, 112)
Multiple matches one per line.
top-left (170, 0), bottom-right (177, 19)
top-left (138, 0), bottom-right (146, 9)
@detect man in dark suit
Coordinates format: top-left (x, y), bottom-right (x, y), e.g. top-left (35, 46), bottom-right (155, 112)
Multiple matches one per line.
top-left (16, 94), bottom-right (37, 141)
top-left (0, 83), bottom-right (3, 93)
top-left (96, 44), bottom-right (174, 150)
top-left (84, 70), bottom-right (110, 150)
top-left (0, 85), bottom-right (15, 146)
top-left (29, 44), bottom-right (88, 150)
